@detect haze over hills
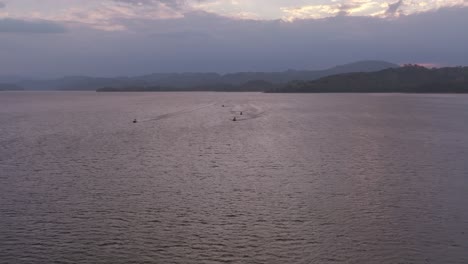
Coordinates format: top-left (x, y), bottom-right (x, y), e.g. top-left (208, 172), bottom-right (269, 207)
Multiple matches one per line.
top-left (2, 60), bottom-right (399, 91)
top-left (0, 83), bottom-right (23, 91)
top-left (3, 61), bottom-right (467, 93)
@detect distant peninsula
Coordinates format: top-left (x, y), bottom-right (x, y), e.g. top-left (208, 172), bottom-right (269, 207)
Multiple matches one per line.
top-left (96, 80), bottom-right (275, 92)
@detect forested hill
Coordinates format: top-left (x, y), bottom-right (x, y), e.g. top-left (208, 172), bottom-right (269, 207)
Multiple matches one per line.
top-left (267, 65), bottom-right (468, 93)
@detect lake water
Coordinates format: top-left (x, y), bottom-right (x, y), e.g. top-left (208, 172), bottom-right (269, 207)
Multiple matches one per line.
top-left (1, 92), bottom-right (467, 264)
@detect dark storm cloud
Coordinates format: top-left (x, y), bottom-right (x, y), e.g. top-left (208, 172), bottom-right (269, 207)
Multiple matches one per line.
top-left (386, 0), bottom-right (404, 16)
top-left (0, 18), bottom-right (67, 33)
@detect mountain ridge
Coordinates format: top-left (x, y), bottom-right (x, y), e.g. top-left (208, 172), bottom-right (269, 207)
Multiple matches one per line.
top-left (267, 65), bottom-right (468, 93)
top-left (4, 60), bottom-right (399, 91)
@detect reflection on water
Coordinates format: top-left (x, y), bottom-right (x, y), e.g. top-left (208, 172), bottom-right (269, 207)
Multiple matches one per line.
top-left (1, 92), bottom-right (467, 263)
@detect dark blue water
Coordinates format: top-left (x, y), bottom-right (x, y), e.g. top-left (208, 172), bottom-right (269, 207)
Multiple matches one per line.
top-left (1, 92), bottom-right (467, 263)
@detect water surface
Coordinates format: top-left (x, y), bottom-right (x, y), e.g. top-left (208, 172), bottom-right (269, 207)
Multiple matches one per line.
top-left (1, 92), bottom-right (467, 263)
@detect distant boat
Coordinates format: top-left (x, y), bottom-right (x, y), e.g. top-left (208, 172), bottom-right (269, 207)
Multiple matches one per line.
top-left (233, 117), bottom-right (237, 121)
top-left (133, 119), bottom-right (137, 123)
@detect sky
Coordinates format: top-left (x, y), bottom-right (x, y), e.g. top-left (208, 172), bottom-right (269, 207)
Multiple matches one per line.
top-left (0, 0), bottom-right (468, 77)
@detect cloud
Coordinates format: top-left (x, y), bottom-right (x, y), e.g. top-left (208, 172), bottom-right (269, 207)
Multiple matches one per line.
top-left (279, 0), bottom-right (468, 20)
top-left (0, 2), bottom-right (5, 9)
top-left (6, 0), bottom-right (465, 32)
top-left (114, 0), bottom-right (179, 8)
top-left (37, 1), bottom-right (185, 31)
top-left (0, 18), bottom-right (67, 33)
top-left (337, 0), bottom-right (373, 16)
top-left (112, 0), bottom-right (206, 10)
top-left (1, 6), bottom-right (468, 77)
top-left (281, 0), bottom-right (382, 20)
top-left (386, 0), bottom-right (403, 16)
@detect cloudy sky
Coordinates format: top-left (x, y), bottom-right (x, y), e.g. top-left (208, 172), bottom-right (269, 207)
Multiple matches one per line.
top-left (0, 0), bottom-right (467, 77)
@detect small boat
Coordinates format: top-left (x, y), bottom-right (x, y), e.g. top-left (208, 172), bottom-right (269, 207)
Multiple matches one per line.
top-left (133, 119), bottom-right (138, 123)
top-left (233, 117), bottom-right (237, 121)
